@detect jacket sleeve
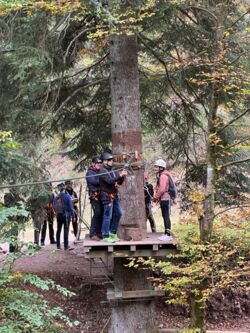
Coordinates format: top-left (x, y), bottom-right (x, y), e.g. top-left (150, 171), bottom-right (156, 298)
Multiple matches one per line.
top-left (154, 174), bottom-right (169, 200)
top-left (86, 170), bottom-right (100, 187)
top-left (100, 169), bottom-right (121, 185)
top-left (65, 194), bottom-right (75, 218)
top-left (148, 184), bottom-right (154, 197)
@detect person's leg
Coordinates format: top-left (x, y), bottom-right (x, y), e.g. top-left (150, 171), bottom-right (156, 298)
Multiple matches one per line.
top-left (64, 216), bottom-right (70, 250)
top-left (33, 216), bottom-right (41, 245)
top-left (72, 211), bottom-right (78, 237)
top-left (160, 200), bottom-right (171, 235)
top-left (110, 198), bottom-right (122, 235)
top-left (146, 203), bottom-right (156, 232)
top-left (40, 220), bottom-right (47, 245)
top-left (48, 215), bottom-right (55, 243)
top-left (90, 199), bottom-right (103, 238)
top-left (56, 214), bottom-right (63, 249)
top-left (101, 203), bottom-right (113, 238)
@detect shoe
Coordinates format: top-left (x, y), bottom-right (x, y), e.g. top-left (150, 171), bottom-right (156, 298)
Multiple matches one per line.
top-left (158, 234), bottom-right (173, 242)
top-left (110, 233), bottom-right (120, 242)
top-left (103, 236), bottom-right (115, 243)
top-left (64, 247), bottom-right (74, 251)
top-left (40, 242), bottom-right (45, 246)
top-left (97, 233), bottom-right (103, 239)
top-left (56, 247), bottom-right (62, 251)
top-left (50, 241), bottom-right (56, 244)
top-left (90, 235), bottom-right (101, 241)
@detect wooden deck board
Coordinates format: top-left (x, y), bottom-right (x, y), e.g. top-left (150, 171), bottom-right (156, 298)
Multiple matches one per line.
top-left (83, 232), bottom-right (176, 247)
top-left (83, 233), bottom-right (178, 258)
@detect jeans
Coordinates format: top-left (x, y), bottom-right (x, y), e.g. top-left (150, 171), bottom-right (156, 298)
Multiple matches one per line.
top-left (101, 197), bottom-right (122, 237)
top-left (90, 199), bottom-right (103, 237)
top-left (160, 200), bottom-right (171, 235)
top-left (56, 213), bottom-right (70, 249)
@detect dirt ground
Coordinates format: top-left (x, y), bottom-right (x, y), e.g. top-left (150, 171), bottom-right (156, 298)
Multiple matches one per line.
top-left (6, 242), bottom-right (249, 333)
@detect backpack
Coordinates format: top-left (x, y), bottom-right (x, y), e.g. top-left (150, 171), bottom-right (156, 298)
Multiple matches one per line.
top-left (168, 174), bottom-right (178, 200)
top-left (54, 193), bottom-right (65, 214)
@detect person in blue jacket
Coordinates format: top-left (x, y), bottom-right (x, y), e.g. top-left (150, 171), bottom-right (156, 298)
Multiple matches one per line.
top-left (86, 156), bottom-right (103, 241)
top-left (54, 183), bottom-right (75, 250)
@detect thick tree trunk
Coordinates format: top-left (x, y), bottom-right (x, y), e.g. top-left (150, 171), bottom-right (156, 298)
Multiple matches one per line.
top-left (109, 258), bottom-right (158, 333)
top-left (109, 34), bottom-right (155, 333)
top-left (110, 34), bottom-right (146, 240)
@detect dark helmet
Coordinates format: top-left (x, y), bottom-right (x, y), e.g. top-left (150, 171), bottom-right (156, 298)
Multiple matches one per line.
top-left (92, 156), bottom-right (102, 164)
top-left (57, 182), bottom-right (66, 191)
top-left (101, 152), bottom-right (113, 161)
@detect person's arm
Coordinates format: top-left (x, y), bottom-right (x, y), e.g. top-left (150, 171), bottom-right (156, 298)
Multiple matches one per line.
top-left (154, 174), bottom-right (168, 201)
top-left (65, 194), bottom-right (75, 218)
top-left (86, 170), bottom-right (100, 187)
top-left (148, 184), bottom-right (154, 197)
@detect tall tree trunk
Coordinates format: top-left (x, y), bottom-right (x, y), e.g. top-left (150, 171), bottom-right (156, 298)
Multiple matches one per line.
top-left (110, 34), bottom-right (146, 239)
top-left (109, 34), bottom-right (155, 333)
top-left (200, 89), bottom-right (218, 242)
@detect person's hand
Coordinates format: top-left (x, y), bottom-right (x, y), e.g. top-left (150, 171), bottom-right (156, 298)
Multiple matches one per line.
top-left (152, 197), bottom-right (158, 203)
top-left (120, 170), bottom-right (128, 177)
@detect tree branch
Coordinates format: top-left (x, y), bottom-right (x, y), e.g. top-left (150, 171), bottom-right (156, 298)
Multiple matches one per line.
top-left (218, 108), bottom-right (250, 133)
top-left (54, 78), bottom-right (108, 116)
top-left (214, 205), bottom-right (250, 218)
top-left (220, 157), bottom-right (250, 169)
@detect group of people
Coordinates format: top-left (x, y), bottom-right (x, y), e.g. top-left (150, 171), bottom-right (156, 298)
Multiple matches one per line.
top-left (86, 153), bottom-right (174, 243)
top-left (3, 154), bottom-right (175, 252)
top-left (32, 180), bottom-right (79, 250)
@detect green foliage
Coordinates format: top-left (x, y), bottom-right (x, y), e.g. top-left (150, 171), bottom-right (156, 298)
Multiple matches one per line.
top-left (130, 219), bottom-right (249, 314)
top-left (0, 270), bottom-right (79, 333)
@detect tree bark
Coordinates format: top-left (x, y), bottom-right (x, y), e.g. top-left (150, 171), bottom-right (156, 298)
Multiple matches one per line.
top-left (109, 258), bottom-right (158, 333)
top-left (109, 32), bottom-right (155, 333)
top-left (110, 34), bottom-right (146, 240)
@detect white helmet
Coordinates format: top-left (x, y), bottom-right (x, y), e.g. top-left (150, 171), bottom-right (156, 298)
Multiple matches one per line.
top-left (154, 159), bottom-right (166, 169)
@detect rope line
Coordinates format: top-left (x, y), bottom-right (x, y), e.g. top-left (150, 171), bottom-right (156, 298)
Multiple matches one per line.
top-left (0, 168), bottom-right (125, 190)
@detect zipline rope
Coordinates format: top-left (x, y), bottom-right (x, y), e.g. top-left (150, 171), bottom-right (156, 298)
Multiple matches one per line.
top-left (0, 168), bottom-right (125, 190)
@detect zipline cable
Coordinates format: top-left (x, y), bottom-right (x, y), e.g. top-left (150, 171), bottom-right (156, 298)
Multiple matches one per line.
top-left (0, 168), bottom-right (125, 190)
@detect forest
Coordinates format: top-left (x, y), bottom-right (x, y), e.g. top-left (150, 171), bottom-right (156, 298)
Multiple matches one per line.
top-left (0, 1), bottom-right (249, 333)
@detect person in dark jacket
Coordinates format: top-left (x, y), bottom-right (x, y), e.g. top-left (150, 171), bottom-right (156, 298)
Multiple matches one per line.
top-left (99, 152), bottom-right (127, 243)
top-left (86, 156), bottom-right (103, 241)
top-left (65, 180), bottom-right (78, 238)
top-left (40, 187), bottom-right (56, 246)
top-left (54, 183), bottom-right (75, 250)
top-left (144, 172), bottom-right (156, 233)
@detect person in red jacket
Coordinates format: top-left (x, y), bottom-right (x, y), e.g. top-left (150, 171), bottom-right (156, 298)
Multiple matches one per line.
top-left (153, 159), bottom-right (172, 238)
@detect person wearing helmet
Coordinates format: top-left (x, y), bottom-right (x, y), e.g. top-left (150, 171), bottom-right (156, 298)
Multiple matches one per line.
top-left (86, 156), bottom-right (103, 241)
top-left (99, 152), bottom-right (127, 243)
top-left (153, 159), bottom-right (172, 239)
top-left (65, 180), bottom-right (78, 238)
top-left (144, 172), bottom-right (156, 233)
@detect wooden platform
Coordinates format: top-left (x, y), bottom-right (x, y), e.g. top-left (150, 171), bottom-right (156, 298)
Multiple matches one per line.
top-left (83, 232), bottom-right (177, 258)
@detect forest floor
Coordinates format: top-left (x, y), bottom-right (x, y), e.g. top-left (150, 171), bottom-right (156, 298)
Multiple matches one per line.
top-left (6, 241), bottom-right (249, 333)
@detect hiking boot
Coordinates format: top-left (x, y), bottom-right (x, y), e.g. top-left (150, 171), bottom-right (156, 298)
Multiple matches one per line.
top-left (40, 242), bottom-right (45, 246)
top-left (50, 241), bottom-right (56, 245)
top-left (110, 233), bottom-right (120, 242)
top-left (103, 236), bottom-right (115, 243)
top-left (90, 235), bottom-right (101, 241)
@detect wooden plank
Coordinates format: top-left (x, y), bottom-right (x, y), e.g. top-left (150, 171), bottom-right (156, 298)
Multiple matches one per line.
top-left (130, 245), bottom-right (136, 252)
top-left (153, 244), bottom-right (159, 251)
top-left (107, 289), bottom-right (165, 300)
top-left (108, 246), bottom-right (114, 252)
top-left (84, 248), bottom-right (177, 259)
